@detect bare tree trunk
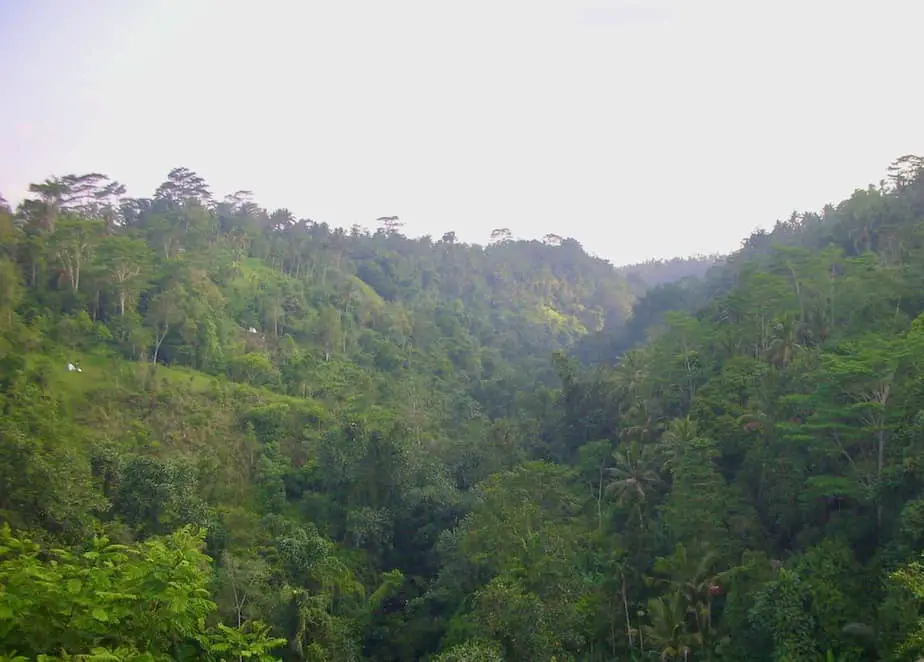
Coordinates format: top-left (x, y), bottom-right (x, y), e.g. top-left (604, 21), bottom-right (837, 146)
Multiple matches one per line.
top-left (597, 464), bottom-right (604, 530)
top-left (622, 571), bottom-right (634, 649)
top-left (153, 324), bottom-right (168, 364)
top-left (876, 383), bottom-right (891, 528)
top-left (788, 265), bottom-right (804, 323)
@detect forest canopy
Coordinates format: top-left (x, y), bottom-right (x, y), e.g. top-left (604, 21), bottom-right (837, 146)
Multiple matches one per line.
top-left (3, 155), bottom-right (924, 660)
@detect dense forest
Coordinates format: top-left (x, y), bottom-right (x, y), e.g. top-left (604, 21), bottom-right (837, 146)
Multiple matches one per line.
top-left (3, 155), bottom-right (924, 661)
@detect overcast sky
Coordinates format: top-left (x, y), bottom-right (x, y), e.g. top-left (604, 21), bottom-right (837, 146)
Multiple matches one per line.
top-left (1, 0), bottom-right (922, 265)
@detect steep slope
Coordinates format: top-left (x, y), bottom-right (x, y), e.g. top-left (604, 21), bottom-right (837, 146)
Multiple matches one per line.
top-left (0, 169), bottom-right (635, 660)
top-left (529, 154), bottom-right (924, 661)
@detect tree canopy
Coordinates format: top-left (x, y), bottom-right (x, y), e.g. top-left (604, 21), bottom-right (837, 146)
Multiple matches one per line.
top-left (3, 155), bottom-right (924, 660)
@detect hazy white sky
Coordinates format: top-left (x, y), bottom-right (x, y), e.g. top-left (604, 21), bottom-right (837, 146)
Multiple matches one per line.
top-left (1, 0), bottom-right (922, 265)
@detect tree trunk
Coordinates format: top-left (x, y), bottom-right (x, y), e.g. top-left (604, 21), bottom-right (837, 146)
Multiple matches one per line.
top-left (876, 382), bottom-right (891, 528)
top-left (788, 265), bottom-right (804, 323)
top-left (153, 324), bottom-right (168, 364)
top-left (597, 465), bottom-right (604, 530)
top-left (622, 571), bottom-right (634, 649)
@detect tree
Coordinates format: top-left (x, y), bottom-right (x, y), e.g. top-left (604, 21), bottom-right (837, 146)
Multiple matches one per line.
top-left (377, 216), bottom-right (403, 235)
top-left (890, 554), bottom-right (924, 658)
top-left (142, 210), bottom-right (185, 259)
top-left (0, 524), bottom-right (285, 660)
top-left (0, 195), bottom-right (17, 258)
top-left (651, 543), bottom-right (725, 654)
top-left (60, 173), bottom-right (126, 229)
top-left (642, 592), bottom-right (696, 661)
top-left (489, 228), bottom-right (512, 244)
top-left (26, 176), bottom-right (71, 232)
top-left (886, 154), bottom-right (924, 191)
top-left (442, 463), bottom-right (592, 657)
top-left (49, 215), bottom-right (104, 293)
top-left (577, 439), bottom-right (611, 530)
top-left (154, 167), bottom-right (212, 207)
top-left (268, 208), bottom-right (295, 231)
top-left (433, 639), bottom-right (504, 661)
top-left (215, 551), bottom-right (271, 628)
top-left (661, 422), bottom-right (730, 550)
top-left (807, 332), bottom-right (906, 525)
top-left (469, 577), bottom-right (562, 661)
top-left (749, 568), bottom-right (817, 661)
top-left (542, 233), bottom-right (563, 246)
top-left (606, 440), bottom-right (662, 529)
top-left (25, 173), bottom-right (125, 233)
top-left (228, 353), bottom-right (278, 386)
top-left (0, 257), bottom-right (21, 327)
top-left (98, 234), bottom-right (152, 315)
top-left (146, 282), bottom-right (187, 363)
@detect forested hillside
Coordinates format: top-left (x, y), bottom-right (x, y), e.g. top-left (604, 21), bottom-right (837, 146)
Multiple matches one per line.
top-left (616, 256), bottom-right (722, 290)
top-left (4, 156), bottom-right (924, 661)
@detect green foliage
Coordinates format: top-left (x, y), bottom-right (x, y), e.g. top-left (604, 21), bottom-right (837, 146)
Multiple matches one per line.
top-left (0, 524), bottom-right (284, 660)
top-left (431, 639), bottom-right (504, 662)
top-left (750, 568), bottom-right (818, 661)
top-left (5, 155), bottom-right (924, 660)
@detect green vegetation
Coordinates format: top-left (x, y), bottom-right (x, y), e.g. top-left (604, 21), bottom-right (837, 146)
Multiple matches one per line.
top-left (4, 156), bottom-right (924, 660)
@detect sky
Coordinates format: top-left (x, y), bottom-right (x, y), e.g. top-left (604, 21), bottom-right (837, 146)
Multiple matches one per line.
top-left (1, 0), bottom-right (922, 266)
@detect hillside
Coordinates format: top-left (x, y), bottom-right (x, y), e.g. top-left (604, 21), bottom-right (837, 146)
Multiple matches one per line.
top-left (0, 169), bottom-right (642, 660)
top-left (616, 255), bottom-right (723, 289)
top-left (4, 155), bottom-right (924, 661)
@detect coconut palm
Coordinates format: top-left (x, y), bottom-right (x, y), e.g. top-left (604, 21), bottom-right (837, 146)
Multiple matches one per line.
top-left (606, 441), bottom-right (662, 528)
top-left (642, 592), bottom-right (699, 660)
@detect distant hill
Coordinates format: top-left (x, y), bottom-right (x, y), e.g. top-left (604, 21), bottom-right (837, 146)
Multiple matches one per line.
top-left (573, 255), bottom-right (723, 362)
top-left (616, 254), bottom-right (724, 289)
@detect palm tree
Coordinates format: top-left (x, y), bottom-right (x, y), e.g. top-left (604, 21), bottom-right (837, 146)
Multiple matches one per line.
top-left (606, 441), bottom-right (662, 528)
top-left (614, 348), bottom-right (648, 402)
top-left (615, 349), bottom-right (664, 444)
top-left (652, 542), bottom-right (727, 658)
top-left (642, 592), bottom-right (698, 660)
top-left (767, 313), bottom-right (801, 366)
top-left (659, 417), bottom-right (698, 474)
